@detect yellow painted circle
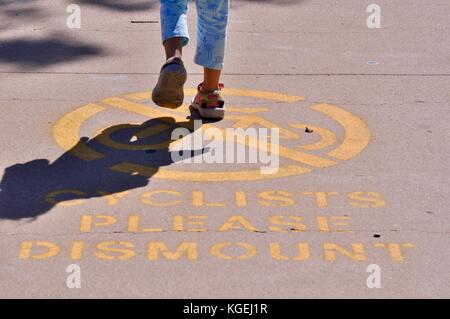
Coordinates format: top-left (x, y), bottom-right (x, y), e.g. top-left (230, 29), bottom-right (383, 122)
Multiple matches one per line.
top-left (52, 88), bottom-right (371, 182)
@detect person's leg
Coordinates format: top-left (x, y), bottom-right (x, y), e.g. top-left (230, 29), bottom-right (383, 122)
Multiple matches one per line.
top-left (164, 37), bottom-right (184, 60)
top-left (195, 0), bottom-right (229, 91)
top-left (160, 0), bottom-right (190, 54)
top-left (153, 0), bottom-right (190, 107)
top-left (202, 67), bottom-right (222, 92)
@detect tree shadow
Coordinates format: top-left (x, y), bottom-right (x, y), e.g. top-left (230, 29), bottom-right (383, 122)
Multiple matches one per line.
top-left (0, 0), bottom-right (46, 30)
top-left (72, 0), bottom-right (303, 11)
top-left (3, 7), bottom-right (45, 19)
top-left (0, 3), bottom-right (103, 69)
top-left (76, 0), bottom-right (159, 12)
top-left (0, 116), bottom-right (205, 221)
top-left (0, 33), bottom-right (104, 69)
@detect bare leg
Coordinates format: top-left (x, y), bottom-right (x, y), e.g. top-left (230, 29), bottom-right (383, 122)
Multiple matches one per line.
top-left (164, 39), bottom-right (221, 92)
top-left (164, 37), bottom-right (184, 60)
top-left (202, 67), bottom-right (221, 92)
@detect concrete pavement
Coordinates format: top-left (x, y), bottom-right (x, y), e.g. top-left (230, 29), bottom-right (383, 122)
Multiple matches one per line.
top-left (0, 0), bottom-right (449, 298)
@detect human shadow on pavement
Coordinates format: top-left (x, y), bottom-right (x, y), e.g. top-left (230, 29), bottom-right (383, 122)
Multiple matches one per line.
top-left (0, 116), bottom-right (204, 221)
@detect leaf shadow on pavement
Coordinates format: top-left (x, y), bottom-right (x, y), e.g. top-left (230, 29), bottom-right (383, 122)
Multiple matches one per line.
top-left (0, 116), bottom-right (206, 221)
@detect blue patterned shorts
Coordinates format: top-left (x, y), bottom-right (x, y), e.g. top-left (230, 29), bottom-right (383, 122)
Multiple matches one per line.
top-left (160, 0), bottom-right (229, 70)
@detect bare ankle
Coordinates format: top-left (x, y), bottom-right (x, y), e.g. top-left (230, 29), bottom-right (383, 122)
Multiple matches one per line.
top-left (200, 84), bottom-right (219, 92)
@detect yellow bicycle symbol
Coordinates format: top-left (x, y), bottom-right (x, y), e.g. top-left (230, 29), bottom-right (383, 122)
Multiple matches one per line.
top-left (52, 88), bottom-right (371, 182)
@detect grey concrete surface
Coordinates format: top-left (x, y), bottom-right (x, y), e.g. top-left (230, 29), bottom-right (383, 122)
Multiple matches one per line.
top-left (0, 0), bottom-right (449, 298)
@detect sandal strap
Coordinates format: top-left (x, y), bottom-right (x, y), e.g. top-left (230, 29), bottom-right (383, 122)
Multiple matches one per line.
top-left (197, 82), bottom-right (225, 92)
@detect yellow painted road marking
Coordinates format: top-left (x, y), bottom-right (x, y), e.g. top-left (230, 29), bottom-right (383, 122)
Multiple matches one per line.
top-left (102, 97), bottom-right (188, 123)
top-left (52, 88), bottom-right (371, 182)
top-left (126, 88), bottom-right (304, 103)
top-left (311, 103), bottom-right (371, 160)
top-left (52, 103), bottom-right (106, 161)
top-left (94, 122), bottom-right (173, 151)
top-left (200, 126), bottom-right (336, 168)
top-left (290, 123), bottom-right (337, 151)
top-left (110, 162), bottom-right (311, 181)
